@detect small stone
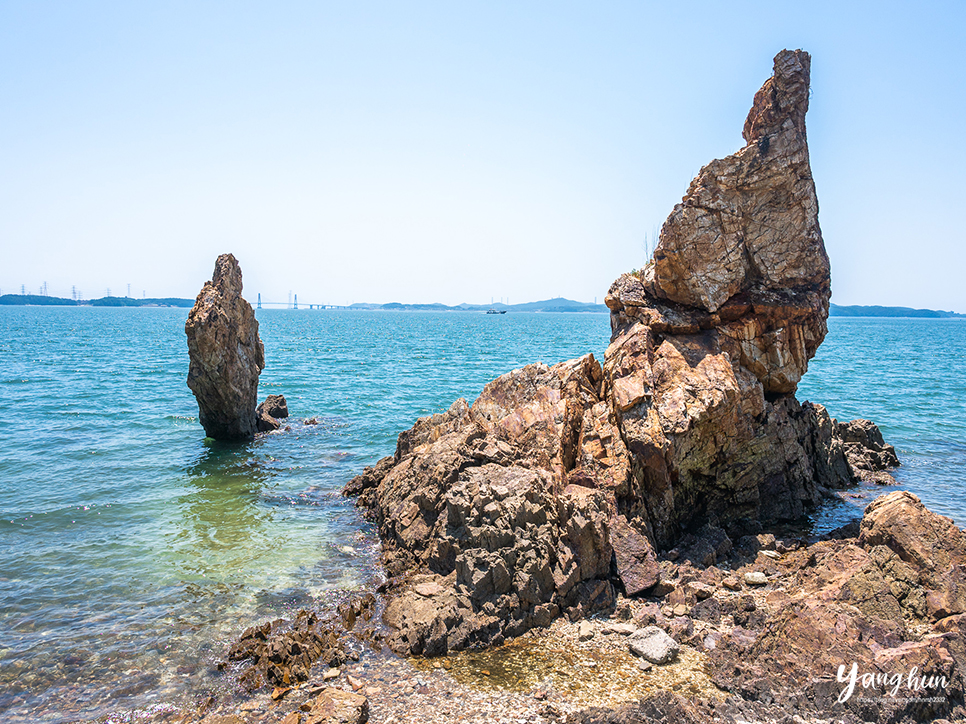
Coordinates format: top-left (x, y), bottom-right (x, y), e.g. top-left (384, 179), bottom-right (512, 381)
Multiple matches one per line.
top-left (280, 713), bottom-right (301, 724)
top-left (760, 550), bottom-right (782, 560)
top-left (627, 626), bottom-right (680, 664)
top-left (603, 622), bottom-right (638, 636)
top-left (347, 675), bottom-right (364, 691)
top-left (688, 582), bottom-right (715, 599)
top-left (745, 571), bottom-right (768, 586)
top-left (672, 603), bottom-right (689, 617)
top-left (722, 577), bottom-right (741, 591)
top-left (323, 668), bottom-right (340, 681)
top-left (271, 686), bottom-right (290, 701)
top-left (578, 620), bottom-right (595, 641)
top-left (637, 659), bottom-right (653, 672)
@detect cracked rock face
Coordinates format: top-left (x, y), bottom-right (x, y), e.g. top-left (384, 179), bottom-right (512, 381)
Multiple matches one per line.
top-left (623, 49), bottom-right (829, 396)
top-left (345, 50), bottom-right (898, 656)
top-left (185, 254), bottom-right (265, 441)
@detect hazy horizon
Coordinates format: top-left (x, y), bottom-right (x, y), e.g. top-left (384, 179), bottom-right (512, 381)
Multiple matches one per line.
top-left (2, 2), bottom-right (964, 311)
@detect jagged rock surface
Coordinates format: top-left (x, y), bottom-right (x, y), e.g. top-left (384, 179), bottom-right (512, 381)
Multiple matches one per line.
top-left (185, 254), bottom-right (265, 441)
top-left (705, 492), bottom-right (965, 722)
top-left (344, 50), bottom-right (899, 656)
top-left (256, 394), bottom-right (289, 432)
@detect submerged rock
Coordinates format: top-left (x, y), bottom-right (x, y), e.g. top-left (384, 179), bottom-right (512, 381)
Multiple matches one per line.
top-left (185, 254), bottom-right (265, 441)
top-left (344, 49), bottom-right (899, 656)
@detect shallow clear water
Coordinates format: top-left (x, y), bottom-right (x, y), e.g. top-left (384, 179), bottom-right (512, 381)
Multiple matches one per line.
top-left (0, 308), bottom-right (963, 721)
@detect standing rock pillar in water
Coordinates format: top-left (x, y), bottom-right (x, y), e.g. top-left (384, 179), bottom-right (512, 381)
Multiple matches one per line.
top-left (185, 254), bottom-right (265, 441)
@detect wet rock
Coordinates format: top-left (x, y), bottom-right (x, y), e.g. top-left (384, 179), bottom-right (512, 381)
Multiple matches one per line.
top-left (257, 408), bottom-right (281, 432)
top-left (225, 606), bottom-right (357, 692)
top-left (185, 253), bottom-right (265, 441)
top-left (627, 626), bottom-right (679, 664)
top-left (258, 394), bottom-right (289, 419)
top-left (836, 418), bottom-right (900, 483)
top-left (255, 394), bottom-right (288, 432)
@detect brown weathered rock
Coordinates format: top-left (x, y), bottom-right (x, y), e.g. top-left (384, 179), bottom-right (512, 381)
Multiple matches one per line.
top-left (225, 608), bottom-right (351, 692)
top-left (344, 50), bottom-right (900, 661)
top-left (303, 688), bottom-right (368, 724)
top-left (706, 491), bottom-right (964, 722)
top-left (185, 254), bottom-right (265, 441)
top-left (258, 394), bottom-right (289, 419)
top-left (837, 417), bottom-right (900, 483)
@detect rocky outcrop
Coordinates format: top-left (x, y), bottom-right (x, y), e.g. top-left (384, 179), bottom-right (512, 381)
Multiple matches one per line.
top-left (185, 254), bottom-right (265, 441)
top-left (344, 50), bottom-right (899, 656)
top-left (223, 595), bottom-right (376, 692)
top-left (258, 394), bottom-right (289, 419)
top-left (702, 491), bottom-right (965, 722)
top-left (837, 417), bottom-right (901, 484)
top-left (256, 394), bottom-right (289, 432)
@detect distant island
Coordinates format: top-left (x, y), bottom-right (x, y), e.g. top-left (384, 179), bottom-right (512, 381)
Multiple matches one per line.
top-left (829, 303), bottom-right (965, 318)
top-left (0, 294), bottom-right (195, 307)
top-left (346, 297), bottom-right (609, 313)
top-left (2, 294), bottom-right (962, 317)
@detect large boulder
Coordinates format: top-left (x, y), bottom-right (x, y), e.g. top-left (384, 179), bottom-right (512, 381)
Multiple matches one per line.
top-left (185, 254), bottom-right (265, 441)
top-left (345, 49), bottom-right (899, 654)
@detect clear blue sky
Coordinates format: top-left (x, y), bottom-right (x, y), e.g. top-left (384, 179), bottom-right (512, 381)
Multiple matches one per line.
top-left (2, 1), bottom-right (964, 310)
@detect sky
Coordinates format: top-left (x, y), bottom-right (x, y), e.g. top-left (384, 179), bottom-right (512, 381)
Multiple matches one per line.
top-left (1, 1), bottom-right (964, 311)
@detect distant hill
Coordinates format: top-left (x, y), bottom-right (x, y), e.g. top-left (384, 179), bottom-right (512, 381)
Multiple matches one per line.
top-left (830, 304), bottom-right (965, 318)
top-left (347, 297), bottom-right (608, 313)
top-left (0, 294), bottom-right (194, 307)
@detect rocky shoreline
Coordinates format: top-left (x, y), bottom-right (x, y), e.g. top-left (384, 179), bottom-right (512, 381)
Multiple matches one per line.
top-left (99, 489), bottom-right (963, 724)
top-left (86, 49), bottom-right (964, 724)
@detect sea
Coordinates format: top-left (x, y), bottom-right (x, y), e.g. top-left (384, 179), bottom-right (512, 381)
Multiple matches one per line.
top-left (0, 307), bottom-right (963, 722)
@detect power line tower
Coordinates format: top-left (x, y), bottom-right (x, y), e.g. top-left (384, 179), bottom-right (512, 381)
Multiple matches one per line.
top-left (257, 293), bottom-right (262, 309)
top-left (21, 284), bottom-right (25, 295)
top-left (294, 294), bottom-right (298, 310)
top-left (72, 286), bottom-right (77, 301)
top-left (107, 288), bottom-right (112, 297)
top-left (127, 283), bottom-right (131, 298)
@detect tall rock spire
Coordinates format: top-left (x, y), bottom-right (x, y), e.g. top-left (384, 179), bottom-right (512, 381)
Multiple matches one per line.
top-left (185, 254), bottom-right (265, 441)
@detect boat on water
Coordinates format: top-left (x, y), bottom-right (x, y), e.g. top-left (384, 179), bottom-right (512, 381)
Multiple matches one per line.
top-left (486, 309), bottom-right (507, 314)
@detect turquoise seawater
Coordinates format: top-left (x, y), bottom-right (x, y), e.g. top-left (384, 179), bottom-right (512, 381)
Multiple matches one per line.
top-left (0, 308), bottom-right (963, 721)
